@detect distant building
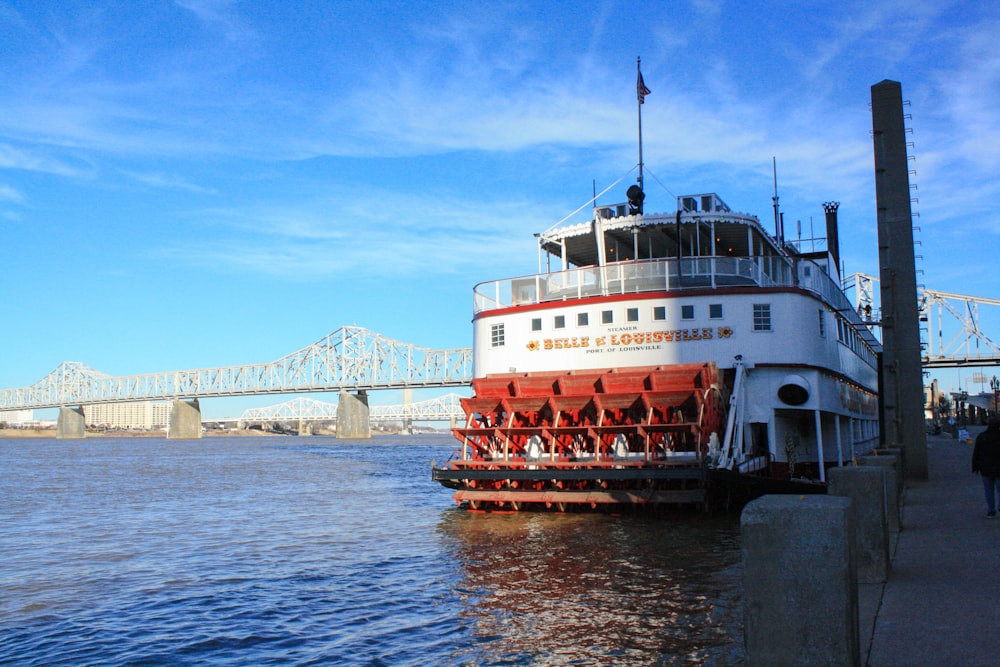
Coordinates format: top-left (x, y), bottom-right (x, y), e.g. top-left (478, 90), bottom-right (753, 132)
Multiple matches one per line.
top-left (0, 409), bottom-right (33, 425)
top-left (84, 401), bottom-right (171, 430)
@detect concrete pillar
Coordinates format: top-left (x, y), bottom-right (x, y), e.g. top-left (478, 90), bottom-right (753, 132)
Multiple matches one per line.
top-left (336, 390), bottom-right (370, 439)
top-left (168, 399), bottom-right (202, 440)
top-left (57, 406), bottom-right (86, 439)
top-left (871, 80), bottom-right (928, 480)
top-left (875, 447), bottom-right (905, 498)
top-left (742, 495), bottom-right (858, 667)
top-left (298, 420), bottom-right (312, 436)
top-left (828, 466), bottom-right (889, 583)
top-left (859, 454), bottom-right (901, 533)
top-left (402, 387), bottom-right (413, 434)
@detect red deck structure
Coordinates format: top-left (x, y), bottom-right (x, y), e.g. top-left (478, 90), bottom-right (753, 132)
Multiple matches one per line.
top-left (436, 363), bottom-right (727, 510)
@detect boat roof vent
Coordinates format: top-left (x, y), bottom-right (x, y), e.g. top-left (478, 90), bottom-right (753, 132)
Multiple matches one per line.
top-left (595, 203), bottom-right (629, 219)
top-left (678, 193), bottom-right (732, 214)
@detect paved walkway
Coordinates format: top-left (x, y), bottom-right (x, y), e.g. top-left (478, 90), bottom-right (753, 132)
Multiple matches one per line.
top-left (861, 427), bottom-right (1000, 666)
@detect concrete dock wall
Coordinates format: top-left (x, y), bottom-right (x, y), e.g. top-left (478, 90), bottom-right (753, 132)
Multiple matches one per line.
top-left (741, 494), bottom-right (859, 666)
top-left (828, 466), bottom-right (890, 584)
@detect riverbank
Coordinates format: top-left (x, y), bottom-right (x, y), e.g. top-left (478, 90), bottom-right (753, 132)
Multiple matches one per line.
top-left (0, 428), bottom-right (270, 438)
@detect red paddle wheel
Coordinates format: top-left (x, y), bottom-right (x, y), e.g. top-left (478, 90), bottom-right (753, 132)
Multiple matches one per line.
top-left (437, 363), bottom-right (727, 511)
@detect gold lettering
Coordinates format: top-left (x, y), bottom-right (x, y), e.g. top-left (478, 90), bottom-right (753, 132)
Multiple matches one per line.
top-left (544, 339), bottom-right (553, 350)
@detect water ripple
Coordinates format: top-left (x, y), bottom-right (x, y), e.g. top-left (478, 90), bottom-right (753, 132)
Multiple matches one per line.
top-left (1, 435), bottom-right (743, 665)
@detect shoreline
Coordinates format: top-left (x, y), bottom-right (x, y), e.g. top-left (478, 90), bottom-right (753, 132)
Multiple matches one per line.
top-left (0, 428), bottom-right (442, 439)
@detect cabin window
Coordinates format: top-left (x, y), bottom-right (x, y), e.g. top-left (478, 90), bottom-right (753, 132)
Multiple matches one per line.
top-left (491, 323), bottom-right (505, 347)
top-left (709, 304), bottom-right (723, 319)
top-left (626, 307), bottom-right (639, 322)
top-left (681, 305), bottom-right (695, 320)
top-left (577, 312), bottom-right (589, 326)
top-left (554, 315), bottom-right (566, 329)
top-left (653, 306), bottom-right (666, 321)
top-left (602, 310), bottom-right (613, 324)
top-left (753, 304), bottom-right (772, 331)
top-left (530, 318), bottom-right (542, 332)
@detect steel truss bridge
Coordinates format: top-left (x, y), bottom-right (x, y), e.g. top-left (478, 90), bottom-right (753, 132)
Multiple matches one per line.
top-left (226, 393), bottom-right (467, 426)
top-left (847, 273), bottom-right (1000, 369)
top-left (0, 326), bottom-right (473, 411)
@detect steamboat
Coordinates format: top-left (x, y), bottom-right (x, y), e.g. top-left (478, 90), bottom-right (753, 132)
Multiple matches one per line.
top-left (432, 70), bottom-right (880, 512)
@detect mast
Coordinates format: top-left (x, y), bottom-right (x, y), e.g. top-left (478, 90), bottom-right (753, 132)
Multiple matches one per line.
top-left (633, 58), bottom-right (651, 215)
top-left (771, 157), bottom-right (783, 242)
top-left (637, 57), bottom-right (645, 195)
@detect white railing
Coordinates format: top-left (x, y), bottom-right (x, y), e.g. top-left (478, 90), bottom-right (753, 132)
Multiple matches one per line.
top-left (474, 256), bottom-right (796, 313)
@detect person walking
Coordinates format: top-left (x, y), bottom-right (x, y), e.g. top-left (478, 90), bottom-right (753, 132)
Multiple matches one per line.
top-left (972, 418), bottom-right (1000, 518)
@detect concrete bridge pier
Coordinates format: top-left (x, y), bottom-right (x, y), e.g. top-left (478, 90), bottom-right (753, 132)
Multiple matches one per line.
top-left (57, 406), bottom-right (86, 439)
top-left (337, 389), bottom-right (370, 439)
top-left (298, 419), bottom-right (312, 436)
top-left (168, 399), bottom-right (203, 439)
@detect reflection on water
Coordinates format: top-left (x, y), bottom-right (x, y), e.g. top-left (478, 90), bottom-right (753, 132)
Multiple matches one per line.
top-left (0, 435), bottom-right (744, 666)
top-left (440, 510), bottom-right (745, 666)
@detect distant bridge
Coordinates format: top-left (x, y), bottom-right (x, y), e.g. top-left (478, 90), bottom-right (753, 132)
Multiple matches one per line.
top-left (0, 326), bottom-right (472, 411)
top-left (223, 393), bottom-right (468, 426)
top-left (846, 274), bottom-right (1000, 369)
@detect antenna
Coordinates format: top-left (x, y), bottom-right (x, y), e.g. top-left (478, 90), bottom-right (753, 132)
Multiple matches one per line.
top-left (772, 157), bottom-right (783, 241)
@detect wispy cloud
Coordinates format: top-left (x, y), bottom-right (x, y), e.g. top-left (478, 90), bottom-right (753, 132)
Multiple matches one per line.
top-left (0, 142), bottom-right (93, 178)
top-left (153, 188), bottom-right (542, 281)
top-left (123, 170), bottom-right (217, 194)
top-left (0, 184), bottom-right (25, 204)
top-left (173, 0), bottom-right (256, 42)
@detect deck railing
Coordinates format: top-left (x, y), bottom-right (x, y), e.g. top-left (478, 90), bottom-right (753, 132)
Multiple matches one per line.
top-left (473, 256), bottom-right (796, 314)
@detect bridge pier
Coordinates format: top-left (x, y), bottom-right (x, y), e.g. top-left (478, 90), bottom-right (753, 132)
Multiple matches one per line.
top-left (298, 419), bottom-right (312, 436)
top-left (57, 406), bottom-right (86, 439)
top-left (168, 399), bottom-right (202, 439)
top-left (336, 390), bottom-right (370, 439)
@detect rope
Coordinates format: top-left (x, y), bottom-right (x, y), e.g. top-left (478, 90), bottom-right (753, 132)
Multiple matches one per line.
top-left (538, 165), bottom-right (638, 239)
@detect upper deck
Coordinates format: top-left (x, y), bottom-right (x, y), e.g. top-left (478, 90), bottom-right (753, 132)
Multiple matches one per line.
top-left (472, 192), bottom-right (880, 355)
top-left (535, 192), bottom-right (775, 269)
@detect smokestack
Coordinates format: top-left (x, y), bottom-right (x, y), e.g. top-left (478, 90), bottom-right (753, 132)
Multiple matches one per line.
top-left (823, 201), bottom-right (840, 278)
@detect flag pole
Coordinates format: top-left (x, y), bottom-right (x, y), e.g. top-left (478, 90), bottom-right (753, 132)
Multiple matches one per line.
top-left (637, 57), bottom-right (644, 197)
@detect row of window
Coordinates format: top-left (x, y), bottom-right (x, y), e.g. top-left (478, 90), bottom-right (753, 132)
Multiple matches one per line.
top-left (836, 316), bottom-right (877, 368)
top-left (490, 303), bottom-right (776, 347)
top-left (490, 304), bottom-right (876, 370)
top-left (529, 303), bottom-right (729, 332)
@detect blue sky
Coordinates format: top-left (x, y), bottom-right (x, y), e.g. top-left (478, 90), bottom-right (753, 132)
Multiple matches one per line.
top-left (2, 0), bottom-right (998, 418)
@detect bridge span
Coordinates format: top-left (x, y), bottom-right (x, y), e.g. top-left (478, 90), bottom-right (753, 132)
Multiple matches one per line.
top-left (847, 274), bottom-right (1000, 369)
top-left (209, 394), bottom-right (468, 434)
top-left (0, 326), bottom-right (472, 439)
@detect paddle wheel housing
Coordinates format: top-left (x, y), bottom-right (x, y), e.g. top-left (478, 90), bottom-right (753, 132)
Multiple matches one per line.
top-left (438, 363), bottom-right (728, 511)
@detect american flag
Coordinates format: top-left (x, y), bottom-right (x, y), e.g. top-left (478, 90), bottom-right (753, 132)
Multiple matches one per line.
top-left (637, 70), bottom-right (651, 104)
